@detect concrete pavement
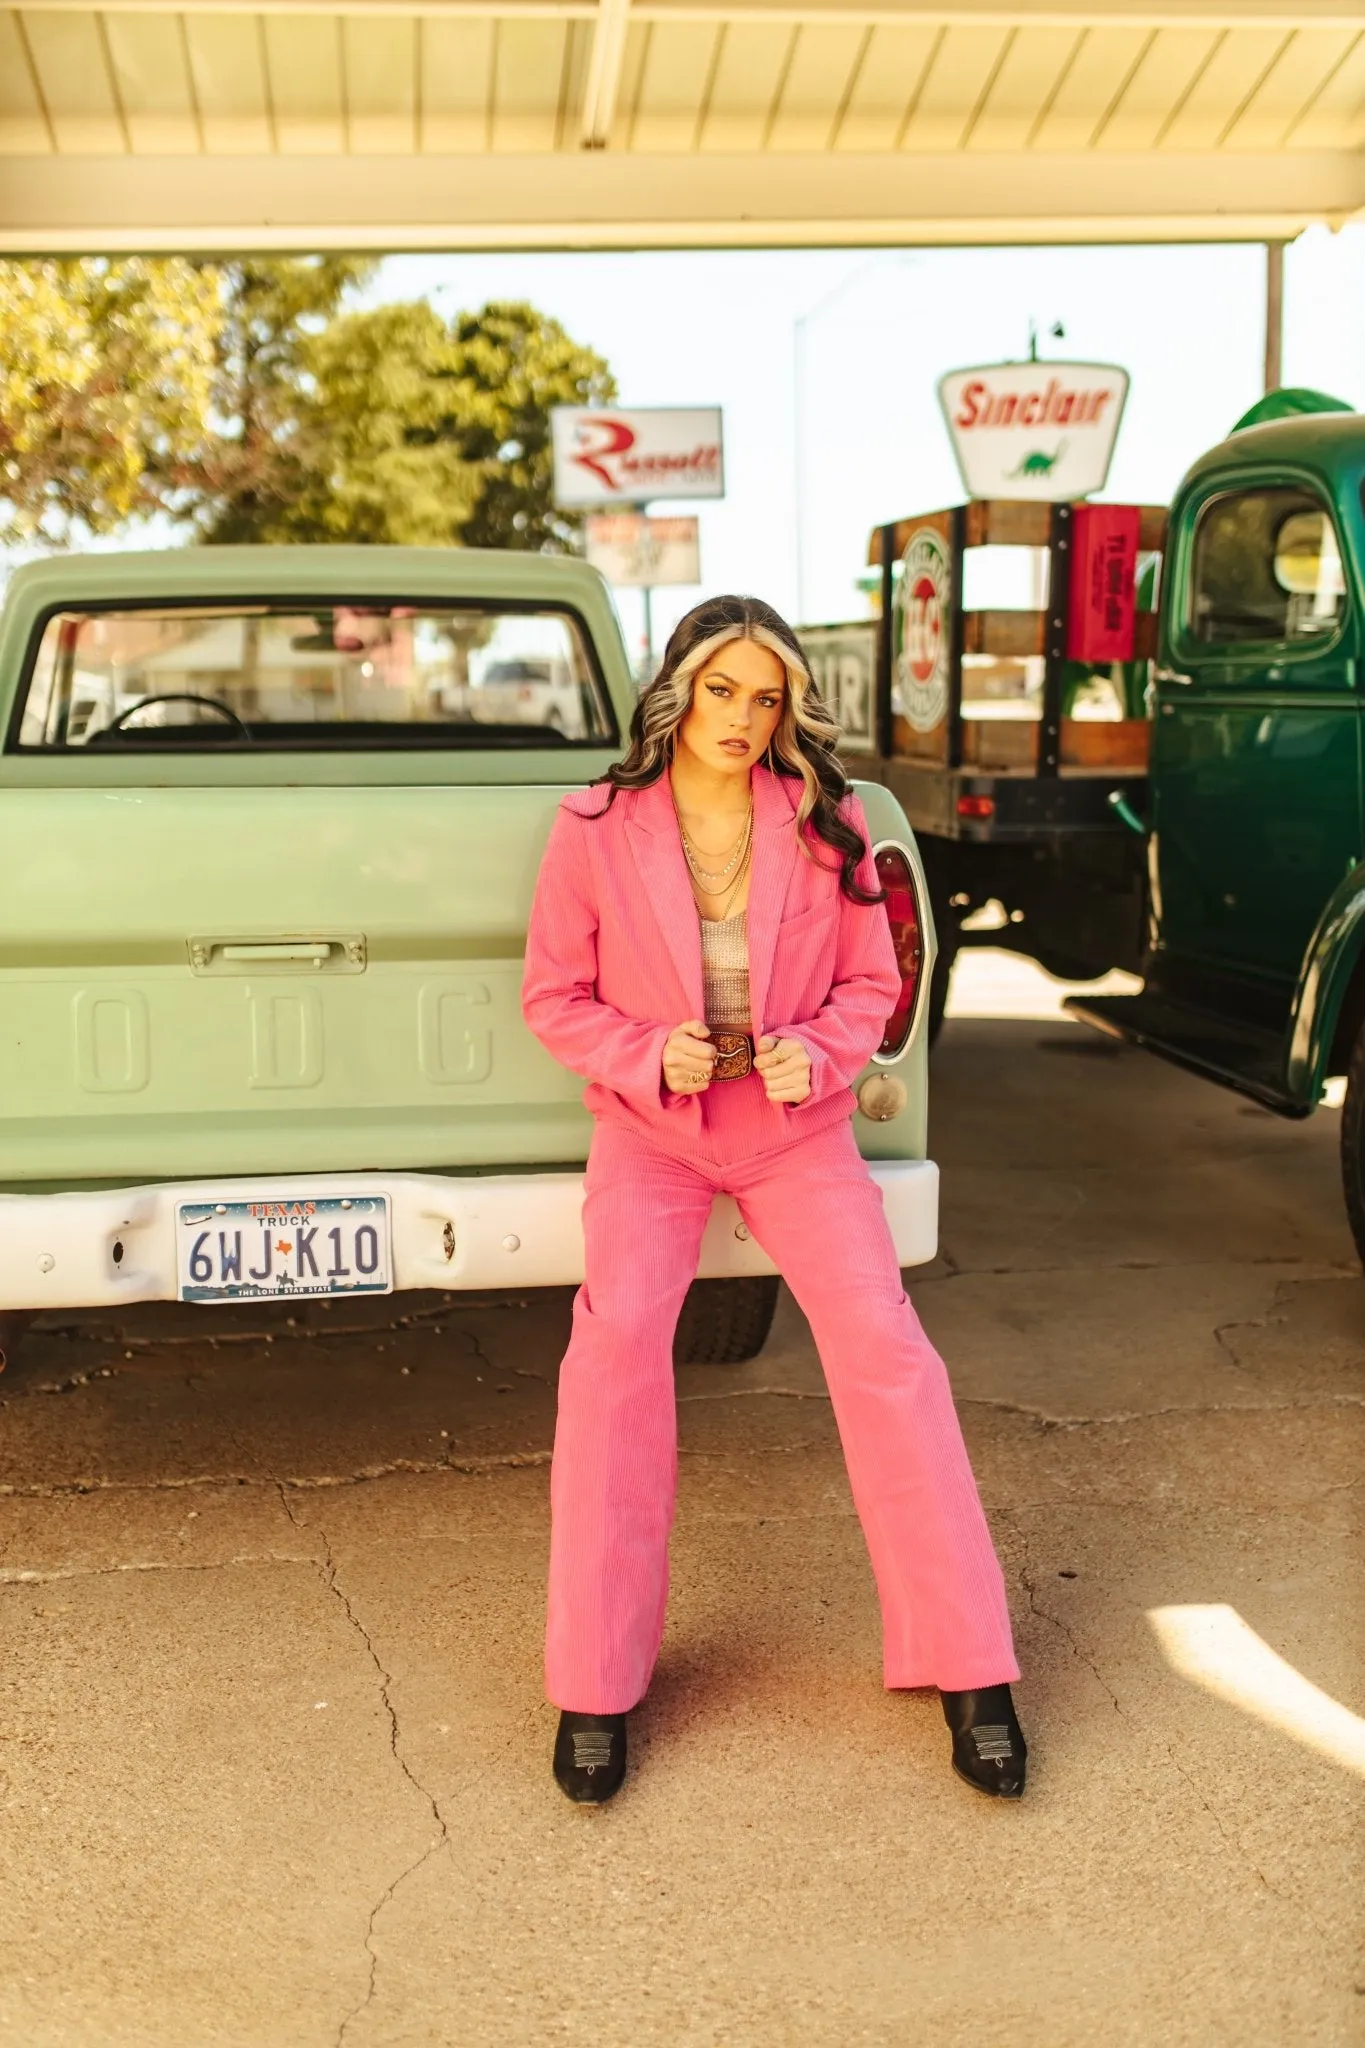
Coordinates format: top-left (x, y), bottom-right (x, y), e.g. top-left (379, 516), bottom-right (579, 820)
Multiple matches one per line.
top-left (1, 954), bottom-right (1361, 2046)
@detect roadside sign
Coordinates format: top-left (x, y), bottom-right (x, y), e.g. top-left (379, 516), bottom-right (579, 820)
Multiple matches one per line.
top-left (585, 513), bottom-right (701, 588)
top-left (897, 527), bottom-right (953, 733)
top-left (937, 361), bottom-right (1129, 502)
top-left (551, 406), bottom-right (724, 507)
top-left (800, 622), bottom-right (876, 754)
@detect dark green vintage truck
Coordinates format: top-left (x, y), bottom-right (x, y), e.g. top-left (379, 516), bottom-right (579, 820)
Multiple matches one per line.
top-left (845, 401), bottom-right (1365, 1265)
top-left (1071, 408), bottom-right (1365, 1261)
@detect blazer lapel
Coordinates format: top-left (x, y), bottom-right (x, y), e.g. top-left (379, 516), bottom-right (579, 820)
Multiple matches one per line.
top-left (744, 767), bottom-right (798, 1039)
top-left (625, 780), bottom-right (706, 1021)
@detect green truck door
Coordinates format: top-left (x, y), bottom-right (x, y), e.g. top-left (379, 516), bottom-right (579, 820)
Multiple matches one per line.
top-left (1151, 478), bottom-right (1361, 988)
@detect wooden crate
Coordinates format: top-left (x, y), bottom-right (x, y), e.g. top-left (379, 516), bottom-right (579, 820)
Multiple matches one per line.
top-left (1060, 719), bottom-right (1151, 769)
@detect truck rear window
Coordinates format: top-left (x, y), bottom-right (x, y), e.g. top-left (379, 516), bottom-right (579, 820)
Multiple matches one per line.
top-left (13, 602), bottom-right (618, 751)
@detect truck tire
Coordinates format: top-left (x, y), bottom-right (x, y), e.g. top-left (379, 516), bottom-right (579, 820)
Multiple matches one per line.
top-left (674, 1275), bottom-right (779, 1364)
top-left (1339, 1021), bottom-right (1365, 1270)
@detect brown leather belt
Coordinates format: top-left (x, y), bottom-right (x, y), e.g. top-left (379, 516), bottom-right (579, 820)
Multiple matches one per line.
top-left (711, 1030), bottom-right (756, 1081)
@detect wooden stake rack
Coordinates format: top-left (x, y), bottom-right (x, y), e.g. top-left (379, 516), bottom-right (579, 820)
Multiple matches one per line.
top-left (870, 498), bottom-right (1168, 776)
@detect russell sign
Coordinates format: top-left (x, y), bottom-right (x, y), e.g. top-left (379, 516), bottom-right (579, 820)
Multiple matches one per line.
top-left (551, 406), bottom-right (725, 508)
top-left (937, 361), bottom-right (1130, 502)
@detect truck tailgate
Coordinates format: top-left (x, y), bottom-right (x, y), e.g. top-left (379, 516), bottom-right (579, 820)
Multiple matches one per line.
top-left (0, 784), bottom-right (588, 1184)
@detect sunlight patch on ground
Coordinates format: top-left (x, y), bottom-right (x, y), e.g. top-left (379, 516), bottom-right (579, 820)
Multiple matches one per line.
top-left (946, 947), bottom-right (1142, 1024)
top-left (1149, 1604), bottom-right (1365, 1778)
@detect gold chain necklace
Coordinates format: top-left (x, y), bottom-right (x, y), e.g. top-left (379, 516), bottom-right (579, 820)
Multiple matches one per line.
top-left (677, 802), bottom-right (753, 889)
top-left (701, 836), bottom-right (752, 923)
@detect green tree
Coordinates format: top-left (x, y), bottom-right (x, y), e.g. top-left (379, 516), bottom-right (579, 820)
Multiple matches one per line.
top-left (267, 295), bottom-right (615, 552)
top-left (0, 258), bottom-right (218, 545)
top-left (266, 299), bottom-right (487, 545)
top-left (171, 255), bottom-right (376, 542)
top-left (441, 300), bottom-right (616, 551)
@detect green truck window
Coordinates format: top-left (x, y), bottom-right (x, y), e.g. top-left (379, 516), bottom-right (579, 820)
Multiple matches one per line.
top-left (1189, 487), bottom-right (1347, 651)
top-left (15, 602), bottom-right (617, 752)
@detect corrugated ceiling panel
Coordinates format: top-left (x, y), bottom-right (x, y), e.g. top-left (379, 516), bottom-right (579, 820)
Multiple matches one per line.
top-left (699, 24), bottom-right (793, 153)
top-left (0, 17), bottom-right (51, 153)
top-left (767, 25), bottom-right (866, 154)
top-left (420, 19), bottom-right (492, 153)
top-left (1222, 29), bottom-right (1360, 150)
top-left (23, 11), bottom-right (125, 153)
top-left (1093, 28), bottom-right (1222, 151)
top-left (490, 19), bottom-right (567, 154)
top-left (902, 23), bottom-right (1012, 152)
top-left (1158, 29), bottom-right (1290, 149)
top-left (264, 15), bottom-right (344, 153)
top-left (104, 13), bottom-right (199, 155)
top-left (966, 25), bottom-right (1079, 151)
top-left (344, 16), bottom-right (415, 154)
top-left (833, 24), bottom-right (938, 152)
top-left (631, 22), bottom-right (719, 152)
top-left (185, 15), bottom-right (270, 154)
top-left (1286, 32), bottom-right (1365, 148)
top-left (608, 20), bottom-right (649, 149)
top-left (1027, 27), bottom-right (1150, 150)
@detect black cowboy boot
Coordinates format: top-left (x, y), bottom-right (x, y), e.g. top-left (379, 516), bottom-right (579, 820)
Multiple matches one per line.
top-left (553, 1710), bottom-right (628, 1804)
top-left (941, 1684), bottom-right (1027, 1799)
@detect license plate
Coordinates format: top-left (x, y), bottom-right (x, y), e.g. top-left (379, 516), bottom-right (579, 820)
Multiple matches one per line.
top-left (176, 1195), bottom-right (392, 1303)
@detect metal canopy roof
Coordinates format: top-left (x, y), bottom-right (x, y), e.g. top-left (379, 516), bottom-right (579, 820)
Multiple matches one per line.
top-left (1, 0), bottom-right (1363, 251)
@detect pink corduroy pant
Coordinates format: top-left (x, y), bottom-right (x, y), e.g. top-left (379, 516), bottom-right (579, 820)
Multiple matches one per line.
top-left (546, 1082), bottom-right (1019, 1713)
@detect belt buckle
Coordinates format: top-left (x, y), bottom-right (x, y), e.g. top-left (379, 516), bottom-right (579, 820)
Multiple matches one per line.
top-left (711, 1031), bottom-right (754, 1081)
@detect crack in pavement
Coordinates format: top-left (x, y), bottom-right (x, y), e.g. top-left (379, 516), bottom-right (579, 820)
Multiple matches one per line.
top-left (0, 1552), bottom-right (319, 1586)
top-left (1212, 1278), bottom-right (1294, 1380)
top-left (912, 1256), bottom-right (1355, 1285)
top-left (1009, 1511), bottom-right (1307, 1920)
top-left (0, 1450), bottom-right (553, 1503)
top-left (2, 1388), bottom-right (1359, 1505)
top-left (269, 1486), bottom-right (452, 2048)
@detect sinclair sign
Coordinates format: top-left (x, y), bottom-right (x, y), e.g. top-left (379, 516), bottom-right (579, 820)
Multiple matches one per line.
top-left (551, 406), bottom-right (725, 507)
top-left (937, 362), bottom-right (1129, 502)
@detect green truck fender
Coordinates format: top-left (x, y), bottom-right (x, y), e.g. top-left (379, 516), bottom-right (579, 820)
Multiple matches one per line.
top-left (1285, 860), bottom-right (1365, 1108)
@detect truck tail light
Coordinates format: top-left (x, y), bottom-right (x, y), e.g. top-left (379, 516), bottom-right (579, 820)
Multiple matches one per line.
top-left (874, 845), bottom-right (925, 1059)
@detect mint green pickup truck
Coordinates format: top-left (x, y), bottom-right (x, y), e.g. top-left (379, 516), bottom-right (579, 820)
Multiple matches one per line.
top-left (0, 549), bottom-right (935, 1367)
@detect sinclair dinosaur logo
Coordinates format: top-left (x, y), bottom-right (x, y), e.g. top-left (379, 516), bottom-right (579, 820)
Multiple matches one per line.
top-left (937, 363), bottom-right (1129, 502)
top-left (897, 527), bottom-right (952, 735)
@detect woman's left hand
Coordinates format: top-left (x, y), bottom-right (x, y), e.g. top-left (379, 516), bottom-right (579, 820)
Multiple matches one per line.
top-left (754, 1035), bottom-right (812, 1104)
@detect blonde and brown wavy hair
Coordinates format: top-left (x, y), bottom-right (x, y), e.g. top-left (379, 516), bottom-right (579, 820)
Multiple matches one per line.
top-left (590, 594), bottom-right (882, 905)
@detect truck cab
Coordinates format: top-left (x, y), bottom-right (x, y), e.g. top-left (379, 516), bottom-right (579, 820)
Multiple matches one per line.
top-left (1071, 412), bottom-right (1365, 1259)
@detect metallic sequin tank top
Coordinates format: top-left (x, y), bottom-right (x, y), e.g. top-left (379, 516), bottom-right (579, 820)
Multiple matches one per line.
top-left (699, 910), bottom-right (751, 1032)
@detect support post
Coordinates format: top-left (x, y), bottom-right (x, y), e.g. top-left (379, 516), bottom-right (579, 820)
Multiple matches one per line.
top-left (1041, 501), bottom-right (1073, 779)
top-left (1264, 240), bottom-right (1285, 394)
top-left (875, 523), bottom-right (896, 759)
top-left (945, 504), bottom-right (966, 773)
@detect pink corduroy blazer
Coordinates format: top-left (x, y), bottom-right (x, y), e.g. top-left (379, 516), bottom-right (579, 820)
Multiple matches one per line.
top-left (521, 764), bottom-right (901, 1151)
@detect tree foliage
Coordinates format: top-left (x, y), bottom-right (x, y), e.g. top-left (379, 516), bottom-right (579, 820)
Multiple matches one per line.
top-left (170, 256), bottom-right (374, 542)
top-left (0, 258), bottom-right (219, 545)
top-left (0, 257), bottom-right (616, 554)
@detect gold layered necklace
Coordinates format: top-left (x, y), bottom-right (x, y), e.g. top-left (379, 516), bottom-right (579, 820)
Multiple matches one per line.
top-left (676, 797), bottom-right (754, 920)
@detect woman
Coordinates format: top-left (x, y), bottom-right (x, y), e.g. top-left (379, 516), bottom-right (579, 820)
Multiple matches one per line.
top-left (522, 595), bottom-right (1025, 1805)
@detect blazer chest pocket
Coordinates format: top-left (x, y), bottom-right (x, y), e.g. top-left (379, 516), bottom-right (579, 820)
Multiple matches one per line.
top-left (774, 902), bottom-right (838, 1018)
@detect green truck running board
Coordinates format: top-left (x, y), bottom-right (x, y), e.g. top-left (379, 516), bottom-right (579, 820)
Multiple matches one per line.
top-left (1064, 992), bottom-right (1308, 1120)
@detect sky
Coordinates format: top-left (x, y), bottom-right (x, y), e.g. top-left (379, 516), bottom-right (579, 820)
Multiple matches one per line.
top-left (366, 226), bottom-right (1365, 663)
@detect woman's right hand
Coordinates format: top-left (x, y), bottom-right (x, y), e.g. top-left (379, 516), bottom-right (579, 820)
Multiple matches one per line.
top-left (662, 1019), bottom-right (716, 1095)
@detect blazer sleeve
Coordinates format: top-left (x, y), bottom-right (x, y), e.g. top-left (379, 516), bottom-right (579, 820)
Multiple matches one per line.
top-left (768, 796), bottom-right (901, 1113)
top-left (522, 804), bottom-right (677, 1115)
